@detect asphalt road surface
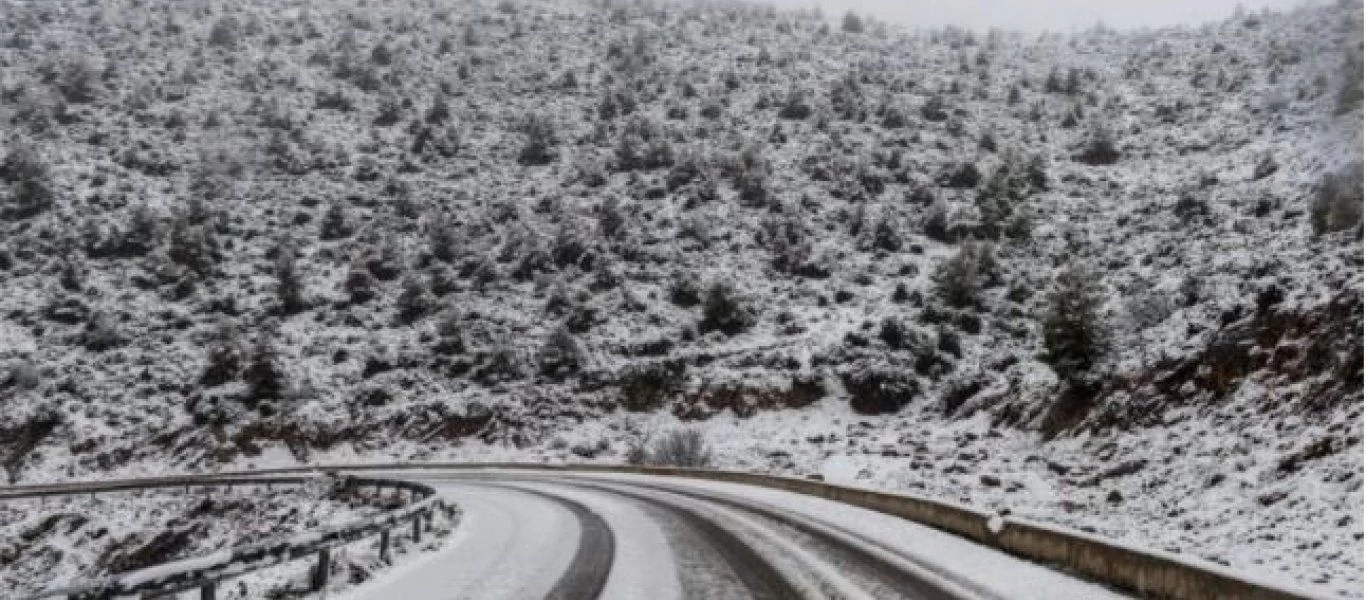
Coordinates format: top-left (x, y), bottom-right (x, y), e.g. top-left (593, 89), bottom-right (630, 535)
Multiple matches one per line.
top-left (337, 470), bottom-right (1129, 600)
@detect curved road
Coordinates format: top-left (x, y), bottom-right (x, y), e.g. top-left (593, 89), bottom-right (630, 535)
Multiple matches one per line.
top-left (338, 470), bottom-right (1129, 600)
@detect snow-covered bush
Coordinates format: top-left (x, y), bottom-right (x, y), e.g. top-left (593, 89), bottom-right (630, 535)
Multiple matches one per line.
top-left (1, 143), bottom-right (53, 220)
top-left (207, 16), bottom-right (240, 48)
top-left (538, 326), bottom-right (582, 378)
top-left (517, 114), bottom-right (557, 166)
top-left (396, 275), bottom-right (430, 324)
top-left (699, 281), bottom-right (754, 336)
top-left (1075, 119), bottom-right (1121, 165)
top-left (843, 363), bottom-right (919, 415)
top-left (618, 360), bottom-right (686, 412)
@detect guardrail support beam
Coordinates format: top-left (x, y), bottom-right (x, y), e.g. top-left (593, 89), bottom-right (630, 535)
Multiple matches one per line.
top-left (311, 548), bottom-right (330, 591)
top-left (200, 581), bottom-right (216, 600)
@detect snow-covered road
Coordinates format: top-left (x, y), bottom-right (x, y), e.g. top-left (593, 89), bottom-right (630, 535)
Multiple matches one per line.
top-left (339, 469), bottom-right (1129, 600)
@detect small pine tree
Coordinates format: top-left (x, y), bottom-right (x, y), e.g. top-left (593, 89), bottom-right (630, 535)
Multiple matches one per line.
top-left (433, 311), bottom-right (465, 355)
top-left (1040, 263), bottom-right (1109, 382)
top-left (243, 326), bottom-right (285, 402)
top-left (343, 262), bottom-right (377, 304)
top-left (538, 326), bottom-right (583, 377)
top-left (275, 246), bottom-right (306, 315)
top-left (319, 203), bottom-right (351, 240)
top-left (427, 95), bottom-right (451, 124)
top-left (208, 17), bottom-right (239, 48)
top-left (200, 322), bottom-right (243, 386)
top-left (396, 275), bottom-right (430, 323)
top-left (1076, 119), bottom-right (1121, 165)
top-left (517, 114), bottom-right (557, 166)
top-left (924, 201), bottom-right (952, 243)
top-left (122, 204), bottom-right (160, 255)
top-left (167, 213), bottom-right (219, 276)
top-left (931, 245), bottom-right (982, 309)
top-left (841, 11), bottom-right (864, 33)
top-left (1336, 45), bottom-right (1363, 115)
top-left (82, 311), bottom-right (124, 352)
top-left (1310, 162), bottom-right (1364, 235)
top-left (2, 144), bottom-right (54, 220)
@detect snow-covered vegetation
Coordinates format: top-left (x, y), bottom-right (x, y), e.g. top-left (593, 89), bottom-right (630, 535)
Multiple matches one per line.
top-left (0, 0), bottom-right (1360, 595)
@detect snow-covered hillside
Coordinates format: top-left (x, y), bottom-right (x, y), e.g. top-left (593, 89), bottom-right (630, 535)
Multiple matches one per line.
top-left (0, 0), bottom-right (1360, 595)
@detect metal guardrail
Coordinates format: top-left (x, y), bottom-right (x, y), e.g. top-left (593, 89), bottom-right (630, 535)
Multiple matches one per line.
top-left (5, 474), bottom-right (453, 600)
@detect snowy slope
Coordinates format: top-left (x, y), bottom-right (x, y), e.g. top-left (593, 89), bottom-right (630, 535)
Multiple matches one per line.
top-left (0, 0), bottom-right (1360, 595)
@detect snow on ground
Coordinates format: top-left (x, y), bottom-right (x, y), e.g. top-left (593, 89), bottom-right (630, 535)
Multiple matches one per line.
top-left (0, 0), bottom-right (1359, 596)
top-left (335, 481), bottom-right (578, 600)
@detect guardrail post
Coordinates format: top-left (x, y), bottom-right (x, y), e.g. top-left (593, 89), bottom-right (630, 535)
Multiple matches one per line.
top-left (412, 514), bottom-right (422, 542)
top-left (311, 548), bottom-right (330, 591)
top-left (425, 509), bottom-right (434, 532)
top-left (200, 581), bottom-right (216, 600)
top-left (380, 529), bottom-right (391, 562)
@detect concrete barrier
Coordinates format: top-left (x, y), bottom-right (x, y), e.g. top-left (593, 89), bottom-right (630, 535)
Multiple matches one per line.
top-left (2, 463), bottom-right (1323, 600)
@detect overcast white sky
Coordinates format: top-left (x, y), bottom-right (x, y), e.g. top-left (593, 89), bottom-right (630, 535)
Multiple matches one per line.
top-left (768, 0), bottom-right (1321, 32)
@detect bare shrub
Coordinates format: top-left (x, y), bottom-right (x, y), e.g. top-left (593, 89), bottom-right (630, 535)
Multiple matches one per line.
top-left (629, 428), bottom-right (713, 468)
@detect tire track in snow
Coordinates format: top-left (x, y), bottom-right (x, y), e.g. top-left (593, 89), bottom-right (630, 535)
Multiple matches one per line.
top-left (480, 484), bottom-right (615, 600)
top-left (615, 479), bottom-right (992, 600)
top-left (527, 478), bottom-right (803, 599)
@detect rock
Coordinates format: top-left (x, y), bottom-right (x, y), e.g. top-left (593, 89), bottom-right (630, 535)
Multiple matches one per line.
top-left (1257, 490), bottom-right (1289, 506)
top-left (980, 474), bottom-right (1002, 487)
top-left (1106, 490), bottom-right (1123, 504)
